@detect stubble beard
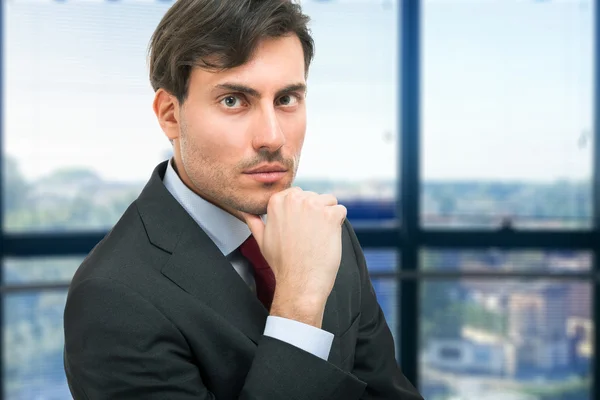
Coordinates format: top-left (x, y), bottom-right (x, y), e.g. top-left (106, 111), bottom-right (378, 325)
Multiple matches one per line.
top-left (179, 125), bottom-right (299, 216)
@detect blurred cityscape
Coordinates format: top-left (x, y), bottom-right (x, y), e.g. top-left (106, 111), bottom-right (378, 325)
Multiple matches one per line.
top-left (3, 154), bottom-right (592, 233)
top-left (2, 157), bottom-right (593, 400)
top-left (419, 258), bottom-right (590, 400)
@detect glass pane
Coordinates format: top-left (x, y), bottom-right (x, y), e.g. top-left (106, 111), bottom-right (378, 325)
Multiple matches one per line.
top-left (4, 1), bottom-right (172, 232)
top-left (372, 277), bottom-right (399, 352)
top-left (4, 0), bottom-right (399, 232)
top-left (364, 251), bottom-right (399, 354)
top-left (4, 257), bottom-right (84, 284)
top-left (420, 280), bottom-right (592, 400)
top-left (421, 0), bottom-right (593, 230)
top-left (4, 291), bottom-right (71, 399)
top-left (297, 0), bottom-right (398, 216)
top-left (422, 249), bottom-right (591, 272)
top-left (365, 249), bottom-right (398, 273)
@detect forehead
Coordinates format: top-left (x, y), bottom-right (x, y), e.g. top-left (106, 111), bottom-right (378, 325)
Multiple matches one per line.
top-left (189, 35), bottom-right (306, 94)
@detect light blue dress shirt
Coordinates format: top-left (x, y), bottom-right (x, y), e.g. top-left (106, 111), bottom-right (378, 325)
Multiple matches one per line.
top-left (162, 159), bottom-right (334, 361)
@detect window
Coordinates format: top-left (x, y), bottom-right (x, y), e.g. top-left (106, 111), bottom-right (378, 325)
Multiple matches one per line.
top-left (2, 257), bottom-right (80, 398)
top-left (4, 291), bottom-right (70, 399)
top-left (421, 0), bottom-right (593, 230)
top-left (298, 0), bottom-right (398, 212)
top-left (4, 1), bottom-right (172, 232)
top-left (421, 279), bottom-right (592, 399)
top-left (416, 0), bottom-right (596, 398)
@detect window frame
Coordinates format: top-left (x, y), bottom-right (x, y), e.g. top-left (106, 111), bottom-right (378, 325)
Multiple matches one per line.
top-left (0, 1), bottom-right (597, 398)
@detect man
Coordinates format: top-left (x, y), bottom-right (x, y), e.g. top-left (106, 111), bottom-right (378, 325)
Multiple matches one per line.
top-left (63, 0), bottom-right (423, 399)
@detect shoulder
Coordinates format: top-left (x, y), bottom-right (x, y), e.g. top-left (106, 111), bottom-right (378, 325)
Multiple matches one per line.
top-left (69, 202), bottom-right (168, 296)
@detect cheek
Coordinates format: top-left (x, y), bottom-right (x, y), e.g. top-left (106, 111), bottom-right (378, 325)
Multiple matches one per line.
top-left (187, 111), bottom-right (246, 155)
top-left (284, 113), bottom-right (306, 149)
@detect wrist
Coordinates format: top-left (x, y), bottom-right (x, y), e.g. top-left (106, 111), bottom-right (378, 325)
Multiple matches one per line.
top-left (270, 290), bottom-right (326, 329)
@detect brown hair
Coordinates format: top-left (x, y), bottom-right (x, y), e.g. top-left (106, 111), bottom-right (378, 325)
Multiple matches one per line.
top-left (148, 0), bottom-right (314, 104)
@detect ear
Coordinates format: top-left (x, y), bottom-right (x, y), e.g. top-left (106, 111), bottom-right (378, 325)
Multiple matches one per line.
top-left (153, 88), bottom-right (181, 142)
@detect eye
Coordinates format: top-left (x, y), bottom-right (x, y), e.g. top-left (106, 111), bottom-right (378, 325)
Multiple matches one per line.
top-left (220, 95), bottom-right (245, 108)
top-left (277, 94), bottom-right (299, 107)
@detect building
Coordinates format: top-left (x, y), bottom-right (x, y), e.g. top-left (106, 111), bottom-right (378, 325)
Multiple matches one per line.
top-left (507, 284), bottom-right (570, 374)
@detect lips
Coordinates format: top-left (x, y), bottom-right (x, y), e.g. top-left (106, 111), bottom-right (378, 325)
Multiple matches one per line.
top-left (244, 163), bottom-right (287, 174)
top-left (244, 171), bottom-right (287, 183)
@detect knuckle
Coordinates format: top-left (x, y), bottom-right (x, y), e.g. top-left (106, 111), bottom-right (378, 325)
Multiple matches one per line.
top-left (280, 187), bottom-right (300, 201)
top-left (326, 205), bottom-right (346, 222)
top-left (288, 191), bottom-right (304, 205)
top-left (324, 194), bottom-right (338, 205)
top-left (307, 196), bottom-right (322, 208)
top-left (324, 205), bottom-right (337, 219)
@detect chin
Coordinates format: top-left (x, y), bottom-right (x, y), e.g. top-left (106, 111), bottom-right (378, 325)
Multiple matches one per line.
top-left (237, 180), bottom-right (290, 211)
top-left (235, 193), bottom-right (268, 215)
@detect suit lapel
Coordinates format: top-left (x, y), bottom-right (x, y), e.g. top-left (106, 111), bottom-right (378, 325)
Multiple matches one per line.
top-left (135, 161), bottom-right (339, 348)
top-left (161, 223), bottom-right (269, 345)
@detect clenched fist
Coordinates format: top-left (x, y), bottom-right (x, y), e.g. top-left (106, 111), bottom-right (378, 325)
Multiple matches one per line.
top-left (240, 187), bottom-right (347, 328)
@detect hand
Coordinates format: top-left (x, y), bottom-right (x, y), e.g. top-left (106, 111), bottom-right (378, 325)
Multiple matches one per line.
top-left (240, 187), bottom-right (347, 327)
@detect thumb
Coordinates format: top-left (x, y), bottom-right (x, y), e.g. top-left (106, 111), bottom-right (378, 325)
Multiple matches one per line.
top-left (239, 212), bottom-right (265, 245)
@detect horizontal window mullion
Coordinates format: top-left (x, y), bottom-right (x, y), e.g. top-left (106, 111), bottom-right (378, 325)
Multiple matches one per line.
top-left (1, 283), bottom-right (70, 293)
top-left (3, 233), bottom-right (106, 256)
top-left (1, 229), bottom-right (597, 256)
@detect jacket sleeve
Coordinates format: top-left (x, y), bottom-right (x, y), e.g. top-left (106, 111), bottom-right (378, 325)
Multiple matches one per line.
top-left (343, 220), bottom-right (424, 400)
top-left (63, 277), bottom-right (368, 400)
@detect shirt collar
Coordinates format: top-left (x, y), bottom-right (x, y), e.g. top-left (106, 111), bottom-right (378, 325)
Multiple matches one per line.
top-left (162, 158), bottom-right (256, 257)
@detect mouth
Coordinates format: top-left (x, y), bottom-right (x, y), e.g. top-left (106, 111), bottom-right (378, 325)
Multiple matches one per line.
top-left (243, 171), bottom-right (287, 184)
top-left (243, 163), bottom-right (287, 174)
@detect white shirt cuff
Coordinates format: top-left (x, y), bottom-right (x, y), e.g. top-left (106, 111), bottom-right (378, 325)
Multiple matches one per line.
top-left (263, 316), bottom-right (334, 361)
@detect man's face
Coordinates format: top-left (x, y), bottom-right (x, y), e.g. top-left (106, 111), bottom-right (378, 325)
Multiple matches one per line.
top-left (155, 35), bottom-right (307, 218)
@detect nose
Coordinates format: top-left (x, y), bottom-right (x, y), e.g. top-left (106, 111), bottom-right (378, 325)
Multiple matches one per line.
top-left (251, 104), bottom-right (285, 152)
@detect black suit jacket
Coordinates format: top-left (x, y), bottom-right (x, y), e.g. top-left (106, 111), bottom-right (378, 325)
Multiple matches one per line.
top-left (63, 161), bottom-right (423, 399)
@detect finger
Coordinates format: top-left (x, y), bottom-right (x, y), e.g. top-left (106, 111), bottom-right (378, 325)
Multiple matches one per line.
top-left (280, 186), bottom-right (303, 201)
top-left (328, 204), bottom-right (347, 225)
top-left (299, 192), bottom-right (338, 207)
top-left (283, 189), bottom-right (336, 205)
top-left (315, 193), bottom-right (338, 207)
top-left (239, 212), bottom-right (265, 245)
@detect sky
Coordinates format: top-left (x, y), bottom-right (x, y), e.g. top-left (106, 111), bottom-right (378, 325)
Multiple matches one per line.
top-left (2, 0), bottom-right (594, 183)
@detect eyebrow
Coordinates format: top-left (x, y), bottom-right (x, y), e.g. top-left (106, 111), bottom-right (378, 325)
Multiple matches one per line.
top-left (212, 82), bottom-right (307, 99)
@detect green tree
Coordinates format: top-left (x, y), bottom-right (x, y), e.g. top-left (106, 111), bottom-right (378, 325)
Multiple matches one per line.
top-left (43, 167), bottom-right (101, 185)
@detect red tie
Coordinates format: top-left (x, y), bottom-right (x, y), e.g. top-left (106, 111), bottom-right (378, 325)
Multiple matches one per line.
top-left (239, 235), bottom-right (276, 310)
